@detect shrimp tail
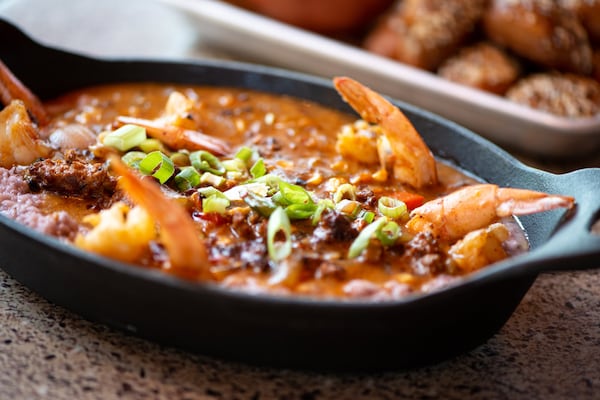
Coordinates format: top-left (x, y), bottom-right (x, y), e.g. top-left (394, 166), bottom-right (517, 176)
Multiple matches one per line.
top-left (109, 155), bottom-right (210, 278)
top-left (408, 184), bottom-right (575, 241)
top-left (333, 76), bottom-right (437, 188)
top-left (0, 59), bottom-right (49, 126)
top-left (116, 116), bottom-right (230, 156)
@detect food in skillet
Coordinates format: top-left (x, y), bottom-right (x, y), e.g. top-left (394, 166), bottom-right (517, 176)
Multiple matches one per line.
top-left (0, 61), bottom-right (575, 300)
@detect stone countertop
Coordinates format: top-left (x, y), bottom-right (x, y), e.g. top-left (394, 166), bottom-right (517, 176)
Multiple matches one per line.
top-left (1, 268), bottom-right (599, 400)
top-left (1, 0), bottom-right (599, 399)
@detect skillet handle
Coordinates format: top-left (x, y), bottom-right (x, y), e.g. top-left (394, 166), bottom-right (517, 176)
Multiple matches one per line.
top-left (524, 168), bottom-right (600, 273)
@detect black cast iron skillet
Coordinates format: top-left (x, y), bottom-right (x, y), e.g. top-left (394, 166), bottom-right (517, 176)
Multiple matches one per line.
top-left (1, 20), bottom-right (599, 371)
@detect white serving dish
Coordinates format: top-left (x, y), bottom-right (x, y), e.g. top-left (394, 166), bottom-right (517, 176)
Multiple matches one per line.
top-left (176, 1), bottom-right (600, 157)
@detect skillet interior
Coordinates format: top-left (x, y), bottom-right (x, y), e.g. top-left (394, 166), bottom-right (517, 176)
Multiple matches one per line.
top-left (0, 19), bottom-right (597, 371)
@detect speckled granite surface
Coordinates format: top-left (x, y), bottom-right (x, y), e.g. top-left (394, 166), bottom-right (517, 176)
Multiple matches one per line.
top-left (1, 268), bottom-right (599, 400)
top-left (1, 0), bottom-right (600, 398)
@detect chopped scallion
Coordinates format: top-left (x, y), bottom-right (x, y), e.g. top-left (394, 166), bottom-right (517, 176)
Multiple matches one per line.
top-left (200, 172), bottom-right (226, 187)
top-left (103, 124), bottom-right (146, 151)
top-left (139, 151), bottom-right (175, 184)
top-left (267, 207), bottom-right (292, 261)
top-left (311, 199), bottom-right (334, 225)
top-left (174, 166), bottom-right (201, 191)
top-left (121, 151), bottom-right (147, 168)
top-left (333, 183), bottom-right (356, 203)
top-left (376, 221), bottom-right (401, 246)
top-left (202, 195), bottom-right (230, 214)
top-left (335, 199), bottom-right (362, 218)
top-left (235, 146), bottom-right (254, 163)
top-left (285, 203), bottom-right (317, 220)
top-left (139, 138), bottom-right (167, 154)
top-left (190, 150), bottom-right (225, 175)
top-left (378, 196), bottom-right (408, 219)
top-left (241, 190), bottom-right (276, 217)
top-left (278, 181), bottom-right (313, 206)
top-left (348, 217), bottom-right (387, 259)
top-left (250, 157), bottom-right (266, 178)
top-left (359, 210), bottom-right (375, 224)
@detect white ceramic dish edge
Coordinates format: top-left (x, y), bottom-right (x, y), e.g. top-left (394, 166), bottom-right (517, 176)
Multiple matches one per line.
top-left (163, 0), bottom-right (600, 158)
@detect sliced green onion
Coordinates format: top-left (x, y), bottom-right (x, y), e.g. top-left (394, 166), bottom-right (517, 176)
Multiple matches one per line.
top-left (348, 217), bottom-right (387, 259)
top-left (250, 158), bottom-right (266, 178)
top-left (285, 203), bottom-right (317, 220)
top-left (376, 221), bottom-right (401, 246)
top-left (251, 174), bottom-right (283, 194)
top-left (359, 210), bottom-right (375, 224)
top-left (203, 195), bottom-right (230, 214)
top-left (235, 146), bottom-right (254, 163)
top-left (200, 172), bottom-right (226, 188)
top-left (190, 150), bottom-right (225, 175)
top-left (222, 158), bottom-right (247, 173)
top-left (170, 152), bottom-right (190, 167)
top-left (103, 124), bottom-right (146, 151)
top-left (139, 138), bottom-right (167, 154)
top-left (267, 207), bottom-right (292, 261)
top-left (241, 190), bottom-right (276, 217)
top-left (277, 181), bottom-right (313, 206)
top-left (335, 199), bottom-right (362, 219)
top-left (174, 166), bottom-right (201, 191)
top-left (311, 199), bottom-right (335, 225)
top-left (378, 196), bottom-right (408, 219)
top-left (333, 183), bottom-right (356, 203)
top-left (139, 151), bottom-right (175, 184)
top-left (121, 151), bottom-right (147, 168)
top-left (197, 186), bottom-right (227, 199)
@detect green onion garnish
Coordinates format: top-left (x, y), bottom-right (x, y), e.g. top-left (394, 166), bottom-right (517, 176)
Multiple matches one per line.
top-left (333, 183), bottom-right (356, 203)
top-left (241, 190), bottom-right (276, 217)
top-left (267, 207), bottom-right (292, 261)
top-left (378, 196), bottom-right (408, 219)
top-left (202, 195), bottom-right (230, 214)
top-left (376, 220), bottom-right (401, 246)
top-left (139, 138), bottom-right (167, 154)
top-left (250, 158), bottom-right (266, 178)
top-left (285, 203), bottom-right (317, 220)
top-left (311, 199), bottom-right (334, 225)
top-left (139, 151), bottom-right (175, 184)
top-left (197, 186), bottom-right (227, 199)
top-left (190, 150), bottom-right (225, 176)
top-left (235, 146), bottom-right (254, 163)
top-left (200, 172), bottom-right (226, 188)
top-left (121, 151), bottom-right (147, 168)
top-left (335, 199), bottom-right (362, 219)
top-left (222, 158), bottom-right (247, 173)
top-left (348, 217), bottom-right (387, 259)
top-left (278, 181), bottom-right (313, 206)
top-left (359, 210), bottom-right (375, 224)
top-left (170, 152), bottom-right (190, 167)
top-left (103, 124), bottom-right (147, 151)
top-left (174, 166), bottom-right (201, 191)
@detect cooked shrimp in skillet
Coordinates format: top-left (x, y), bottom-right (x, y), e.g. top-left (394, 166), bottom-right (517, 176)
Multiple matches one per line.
top-left (333, 76), bottom-right (438, 188)
top-left (0, 66), bottom-right (580, 299)
top-left (116, 91), bottom-right (231, 156)
top-left (406, 184), bottom-right (575, 242)
top-left (106, 156), bottom-right (210, 278)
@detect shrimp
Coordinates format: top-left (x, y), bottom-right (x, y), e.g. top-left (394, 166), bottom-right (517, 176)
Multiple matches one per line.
top-left (407, 184), bottom-right (575, 242)
top-left (0, 59), bottom-right (49, 126)
top-left (333, 76), bottom-right (438, 188)
top-left (116, 116), bottom-right (230, 156)
top-left (0, 100), bottom-right (52, 168)
top-left (0, 59), bottom-right (97, 167)
top-left (116, 91), bottom-right (230, 156)
top-left (448, 223), bottom-right (510, 271)
top-left (108, 155), bottom-right (210, 278)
